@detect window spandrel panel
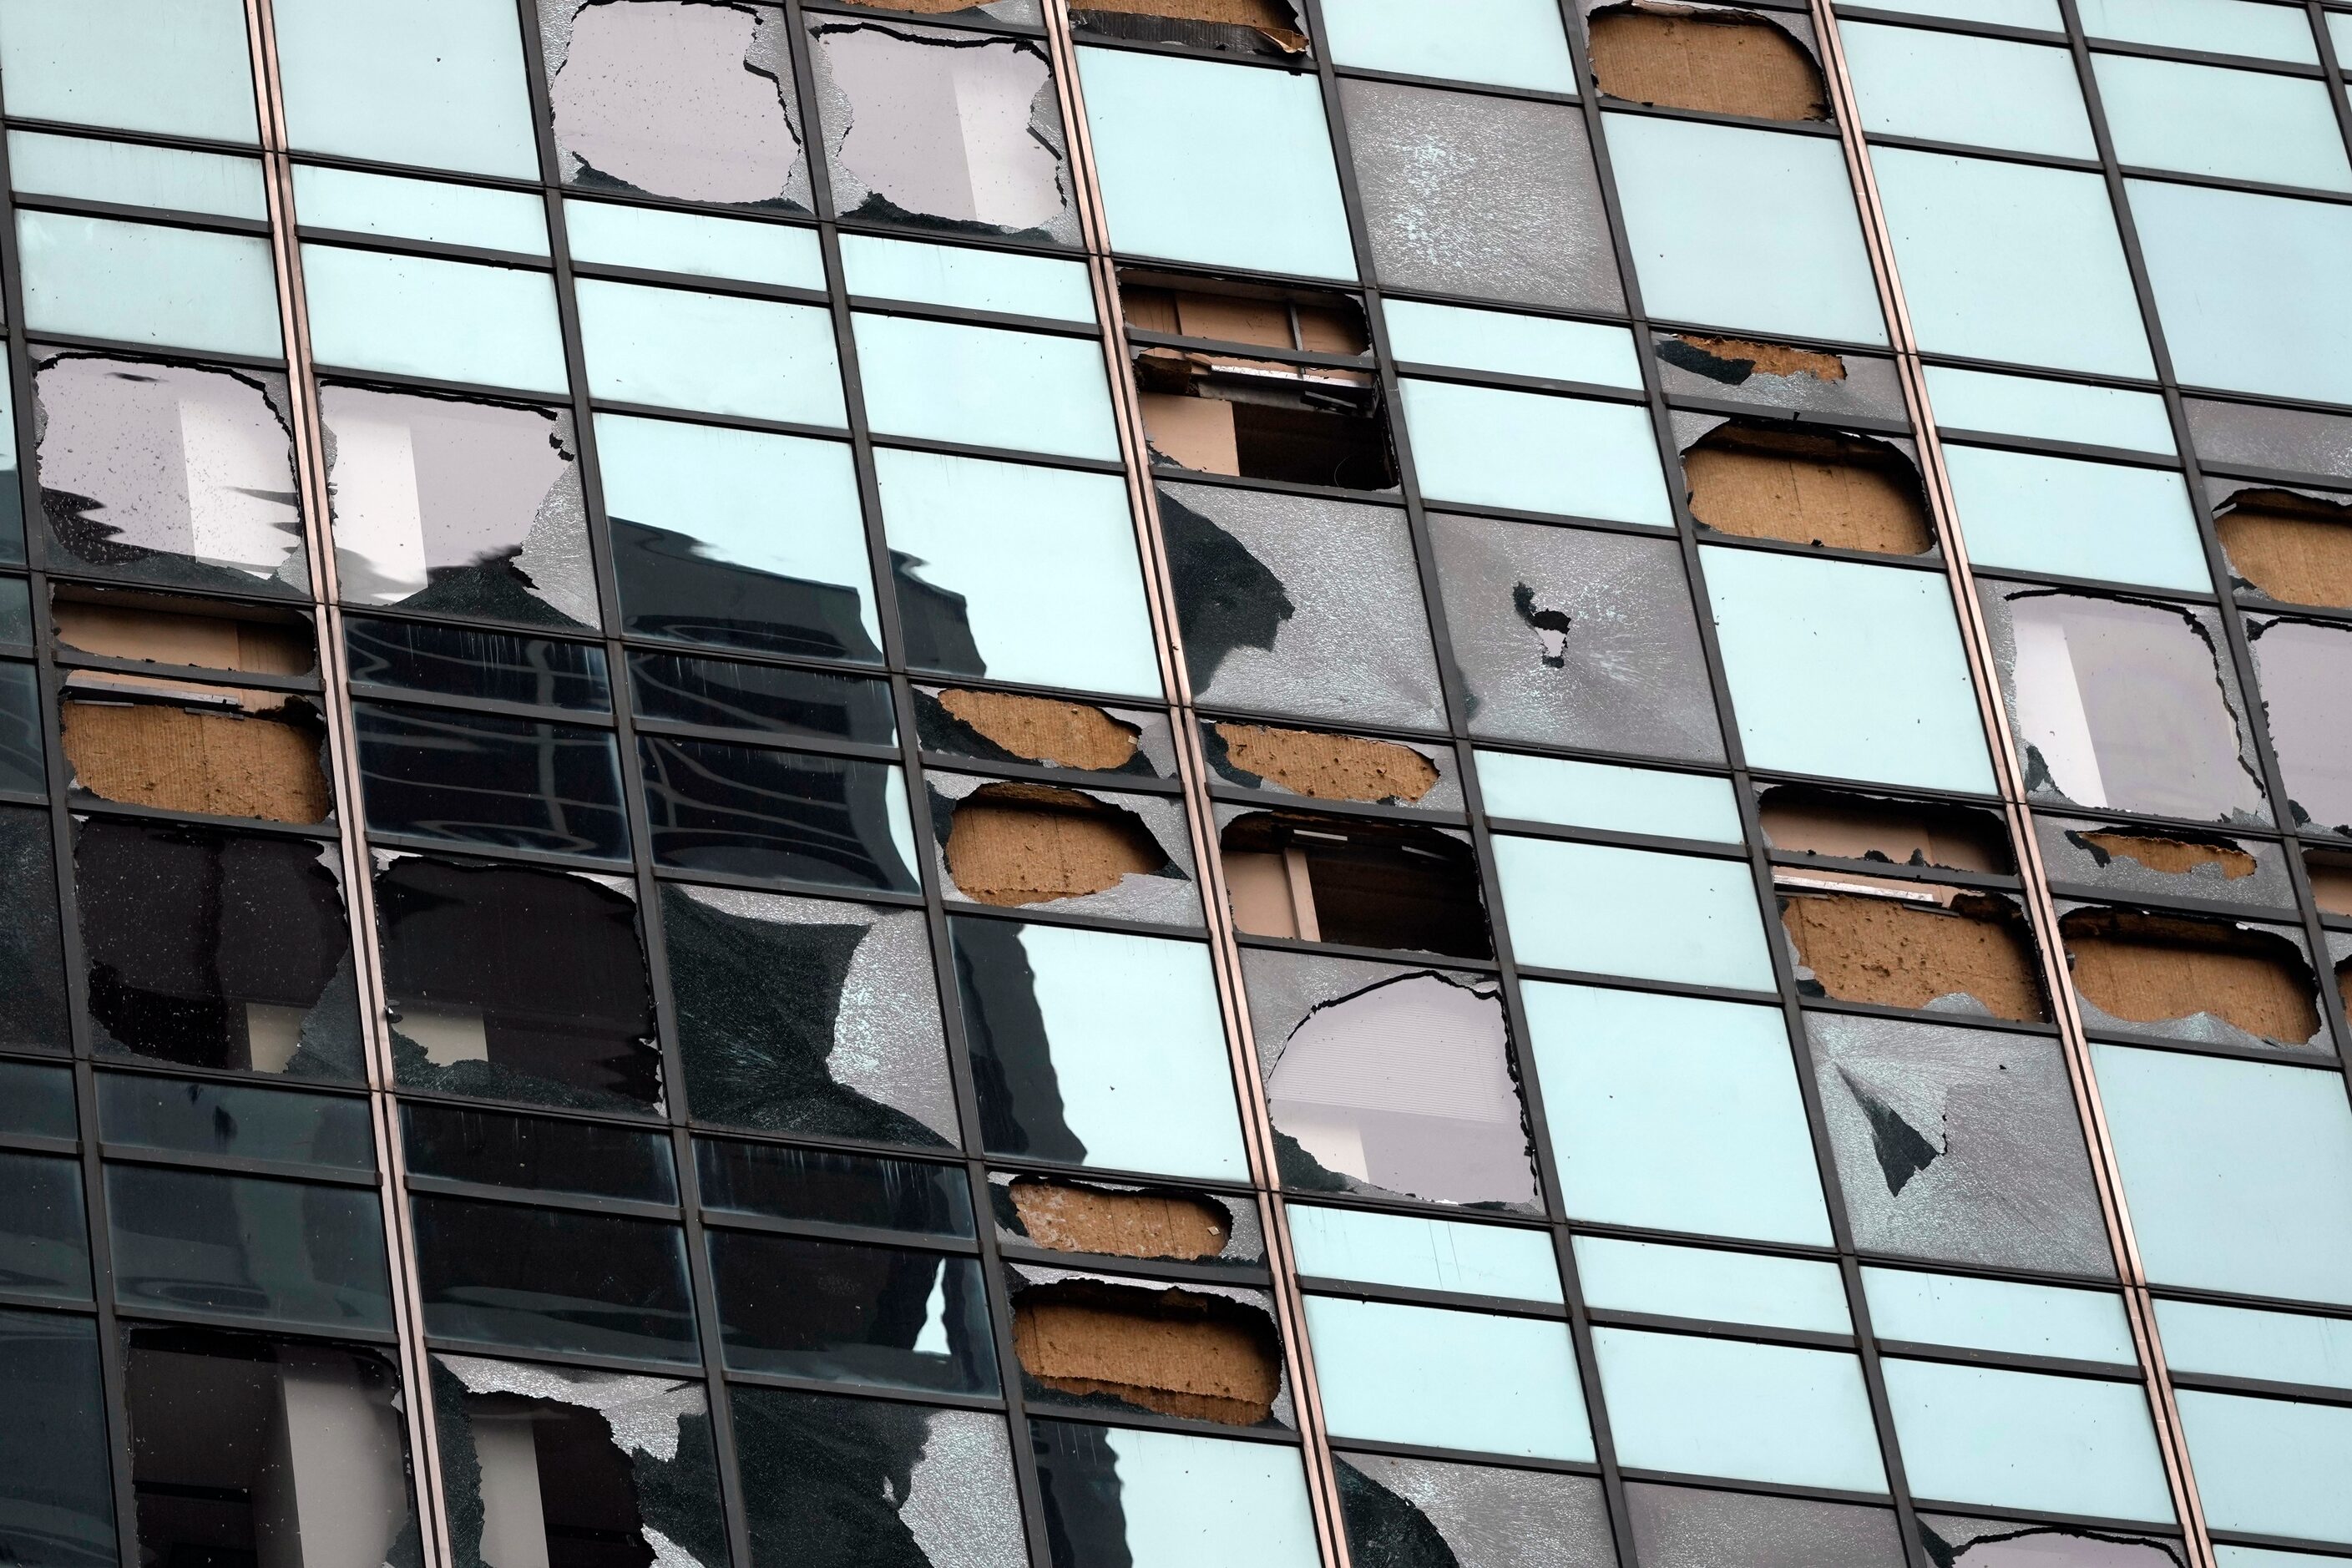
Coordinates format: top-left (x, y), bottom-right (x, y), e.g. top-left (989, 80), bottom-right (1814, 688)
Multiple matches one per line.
top-left (564, 198), bottom-right (823, 289)
top-left (2097, 55), bottom-right (2351, 194)
top-left (19, 214), bottom-right (281, 360)
top-left (1305, 1297), bottom-right (1593, 1461)
top-left (348, 618), bottom-right (611, 711)
top-left (304, 245), bottom-right (569, 395)
top-left (1942, 445), bottom-right (2209, 593)
top-left (841, 232), bottom-right (1095, 322)
top-left (100, 1075), bottom-right (376, 1171)
top-left (1839, 23), bottom-right (2094, 158)
top-left (1319, 0), bottom-right (1576, 90)
top-left (1577, 1237), bottom-right (1851, 1334)
top-left (0, 0), bottom-right (258, 142)
top-left (2076, 0), bottom-right (2319, 61)
top-left (106, 1164), bottom-right (393, 1330)
top-left (1473, 751), bottom-right (1744, 842)
top-left (853, 312), bottom-right (1119, 462)
top-left (295, 165), bottom-right (551, 255)
top-left (1884, 1360), bottom-right (2177, 1523)
top-left (576, 278), bottom-right (842, 425)
top-left (1399, 381), bottom-right (1671, 527)
top-left (1594, 1328), bottom-right (1889, 1495)
top-left (8, 131), bottom-right (268, 220)
top-left (1924, 366), bottom-right (2175, 455)
top-left (275, 0), bottom-right (540, 177)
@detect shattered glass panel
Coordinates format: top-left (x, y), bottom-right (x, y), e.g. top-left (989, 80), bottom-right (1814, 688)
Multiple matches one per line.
top-left (1307, 1296), bottom-right (1591, 1460)
top-left (404, 1102), bottom-right (677, 1203)
top-left (639, 735), bottom-right (918, 891)
top-left (1942, 445), bottom-right (2208, 594)
top-left (632, 652), bottom-right (893, 743)
top-left (347, 618), bottom-right (612, 712)
top-left (18, 213), bottom-right (282, 359)
top-left (855, 313), bottom-right (1118, 461)
top-left (321, 386), bottom-right (596, 630)
top-left (1241, 948), bottom-right (1538, 1207)
top-left (1029, 1419), bottom-right (1321, 1568)
top-left (99, 1074), bottom-right (375, 1171)
top-left (1884, 1359), bottom-right (2176, 1522)
top-left (1322, 0), bottom-right (1576, 90)
top-left (1290, 1205), bottom-right (1558, 1301)
top-left (432, 1353), bottom-right (727, 1568)
top-left (105, 1164), bottom-right (392, 1330)
top-left (1401, 381), bottom-right (1671, 525)
top-left (76, 818), bottom-right (363, 1081)
top-left (708, 1230), bottom-right (994, 1393)
top-left (2247, 617), bottom-right (2352, 836)
top-left (663, 883), bottom-right (958, 1146)
top-left (1430, 513), bottom-right (1723, 760)
top-left (274, 0), bottom-right (540, 178)
top-left (2038, 813), bottom-right (2294, 910)
top-left (34, 351), bottom-right (306, 597)
top-left (0, 1150), bottom-right (87, 1300)
top-left (1840, 23), bottom-right (2093, 158)
top-left (735, 1387), bottom-right (1024, 1568)
top-left (575, 279), bottom-right (843, 425)
top-left (1808, 1013), bottom-right (2113, 1277)
top-left (412, 1196), bottom-right (698, 1362)
top-left (303, 245), bottom-right (570, 396)
top-left (1337, 1456), bottom-right (1612, 1568)
top-left (1596, 1328), bottom-right (1888, 1493)
top-left (354, 702), bottom-right (631, 860)
top-left (1629, 1482), bottom-right (1904, 1568)
top-left (1495, 836), bottom-right (1775, 990)
top-left (0, 809), bottom-right (68, 1052)
top-left (2131, 179), bottom-right (2352, 408)
top-left (1920, 1514), bottom-right (2185, 1568)
top-left (1862, 1267), bottom-right (2134, 1363)
top-left (1576, 1236), bottom-right (1850, 1334)
top-left (0, 1307), bottom-right (114, 1568)
top-left (0, 0), bottom-right (258, 141)
top-left (812, 20), bottom-right (1078, 244)
top-left (1340, 78), bottom-right (1619, 312)
top-left (2177, 1388), bottom-right (2352, 1544)
top-left (697, 1139), bottom-right (972, 1236)
top-left (540, 0), bottom-right (810, 209)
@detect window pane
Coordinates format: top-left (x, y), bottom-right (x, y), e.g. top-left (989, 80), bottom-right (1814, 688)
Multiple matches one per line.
top-left (0, 0), bottom-right (257, 141)
top-left (303, 245), bottom-right (568, 394)
top-left (1495, 837), bottom-right (1774, 990)
top-left (2097, 55), bottom-right (2349, 192)
top-left (106, 1164), bottom-right (392, 1330)
top-left (1840, 24), bottom-right (2094, 157)
top-left (638, 735), bottom-right (918, 892)
top-left (1289, 1206), bottom-right (1560, 1302)
top-left (1399, 382), bottom-right (1669, 526)
top-left (842, 233), bottom-right (1095, 322)
top-left (2130, 179), bottom-right (2352, 407)
top-left (1305, 1297), bottom-right (1591, 1460)
top-left (1029, 1421), bottom-right (1321, 1568)
top-left (1594, 1328), bottom-right (1888, 1493)
top-left (1474, 751), bottom-right (1743, 842)
top-left (2157, 1297), bottom-right (2352, 1391)
top-left (275, 0), bottom-right (539, 176)
top-left (347, 618), bottom-right (611, 711)
top-left (708, 1230), bottom-right (996, 1393)
top-left (1576, 1237), bottom-right (1850, 1333)
top-left (1320, 0), bottom-right (1575, 90)
top-left (1864, 1269), bottom-right (2134, 1363)
top-left (630, 653), bottom-right (893, 744)
top-left (20, 213), bottom-right (281, 358)
top-left (99, 1075), bottom-right (374, 1171)
top-left (1884, 1359), bottom-right (2175, 1521)
top-left (577, 279), bottom-right (843, 424)
top-left (1943, 445), bottom-right (2208, 592)
top-left (412, 1196), bottom-right (697, 1362)
top-left (2077, 0), bottom-right (2318, 61)
top-left (2178, 1391), bottom-right (2352, 1544)
top-left (294, 166), bottom-right (550, 254)
top-left (0, 1308), bottom-right (114, 1567)
top-left (354, 702), bottom-right (630, 860)
top-left (855, 313), bottom-right (1118, 461)
top-left (567, 198), bottom-right (822, 291)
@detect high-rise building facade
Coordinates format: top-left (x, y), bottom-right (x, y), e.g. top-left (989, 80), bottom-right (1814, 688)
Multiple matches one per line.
top-left (0, 1), bottom-right (2349, 1566)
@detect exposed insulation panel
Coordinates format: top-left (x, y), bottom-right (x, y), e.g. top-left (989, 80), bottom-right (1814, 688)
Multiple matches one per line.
top-left (1589, 4), bottom-right (1829, 122)
top-left (1783, 891), bottom-right (2046, 1021)
top-left (1009, 1180), bottom-right (1232, 1261)
top-left (2216, 488), bottom-right (2352, 609)
top-left (1685, 424), bottom-right (1933, 554)
top-left (1214, 722), bottom-right (1439, 804)
top-left (1073, 0), bottom-right (1306, 51)
top-left (2076, 830), bottom-right (2256, 881)
top-left (1665, 334), bottom-right (1846, 382)
top-left (63, 701), bottom-right (331, 825)
top-left (944, 782), bottom-right (1167, 907)
top-left (1013, 1282), bottom-right (1281, 1426)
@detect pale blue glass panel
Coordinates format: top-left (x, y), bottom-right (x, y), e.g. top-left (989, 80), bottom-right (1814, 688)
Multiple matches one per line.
top-left (1844, 0), bottom-right (2061, 27)
top-left (1702, 546), bottom-right (1994, 795)
top-left (1840, 23), bottom-right (2093, 158)
top-left (1493, 837), bottom-right (1773, 990)
top-left (1605, 114), bottom-right (1887, 346)
top-left (0, 0), bottom-right (256, 141)
top-left (2098, 55), bottom-right (2350, 192)
top-left (1596, 1328), bottom-right (1887, 1492)
top-left (2129, 179), bottom-right (2352, 407)
top-left (296, 166), bottom-right (549, 255)
top-left (2077, 0), bottom-right (2318, 60)
top-left (1383, 301), bottom-right (1641, 388)
top-left (1473, 751), bottom-right (1743, 842)
top-left (853, 314), bottom-right (1118, 462)
top-left (19, 213), bottom-right (281, 357)
top-left (2182, 1394), bottom-right (2352, 1545)
top-left (2335, 12), bottom-right (2352, 60)
top-left (1885, 1359), bottom-right (2176, 1520)
top-left (1942, 445), bottom-right (2209, 592)
top-left (1079, 47), bottom-right (1356, 282)
top-left (564, 200), bottom-right (823, 291)
top-left (1399, 381), bottom-right (1670, 524)
top-left (2157, 1299), bottom-right (2352, 1390)
top-left (1099, 1428), bottom-right (1320, 1568)
top-left (1575, 1237), bottom-right (1851, 1333)
top-left (1319, 0), bottom-right (1576, 92)
top-left (2093, 1044), bottom-right (2352, 1306)
top-left (1924, 367), bottom-right (2175, 456)
top-left (1526, 982), bottom-right (1834, 1246)
top-left (274, 0), bottom-right (539, 178)
top-left (1862, 1269), bottom-right (2135, 1363)
top-left (2221, 1551), bottom-right (2352, 1568)
top-left (305, 245), bottom-right (566, 394)
top-left (8, 131), bottom-right (265, 219)
top-left (1307, 1297), bottom-right (1592, 1460)
top-left (575, 279), bottom-right (841, 424)
top-left (841, 234), bottom-right (1094, 324)
top-left (1874, 149), bottom-right (2153, 378)
top-left (1288, 1205), bottom-right (1561, 1302)
top-left (875, 449), bottom-right (1161, 698)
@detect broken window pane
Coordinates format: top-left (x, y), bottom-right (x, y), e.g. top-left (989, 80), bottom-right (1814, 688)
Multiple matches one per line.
top-left (2214, 486), bottom-right (2352, 612)
top-left (347, 618), bottom-right (611, 712)
top-left (126, 1328), bottom-right (414, 1568)
top-left (99, 1074), bottom-right (375, 1171)
top-left (321, 385), bottom-right (596, 630)
top-left (275, 0), bottom-right (539, 177)
top-left (1862, 1268), bottom-right (2133, 1363)
top-left (936, 775), bottom-right (1194, 925)
top-left (1591, 4), bottom-right (1828, 119)
top-left (1011, 1265), bottom-right (1289, 1427)
top-left (1208, 721), bottom-right (1454, 812)
top-left (663, 883), bottom-right (958, 1146)
top-left (734, 1386), bottom-right (1024, 1568)
top-left (377, 853), bottom-right (661, 1114)
top-left (35, 351), bottom-right (306, 596)
top-left (2062, 904), bottom-right (2324, 1051)
top-left (106, 1164), bottom-right (392, 1329)
top-left (540, 0), bottom-right (810, 208)
top-left (1885, 1359), bottom-right (2175, 1522)
top-left (1069, 0), bottom-right (1299, 53)
top-left (1525, 981), bottom-right (1833, 1245)
top-left (2248, 617), bottom-right (2352, 836)
top-left (856, 313), bottom-right (1119, 461)
top-left (919, 687), bottom-right (1170, 778)
top-left (1681, 419), bottom-right (1932, 556)
top-left (1495, 836), bottom-right (1774, 989)
top-left (0, 0), bottom-right (258, 141)
top-left (62, 677), bottom-right (331, 826)
top-left (1029, 1419), bottom-right (1320, 1568)
top-left (2130, 180), bottom-right (2352, 407)
top-left (812, 20), bottom-right (1078, 243)
top-left (952, 917), bottom-right (1247, 1181)
top-left (1598, 1328), bottom-right (1888, 1493)
top-left (1809, 1013), bottom-right (2113, 1277)
top-left (699, 1140), bottom-right (971, 1236)
top-left (2040, 815), bottom-right (2295, 909)
top-left (403, 1102), bottom-right (677, 1203)
top-left (304, 245), bottom-right (570, 396)
top-left (1841, 23), bottom-right (2093, 157)
top-left (843, 231), bottom-right (1094, 321)
top-left (1341, 79), bottom-right (1619, 312)
top-left (2177, 1389), bottom-right (2352, 1545)
top-left (0, 1150), bottom-right (87, 1300)
top-left (1780, 883), bottom-right (2046, 1023)
top-left (1307, 1297), bottom-right (1591, 1459)
top-left (1403, 382), bottom-right (1671, 526)
top-left (1577, 1235), bottom-right (1849, 1333)
top-left (354, 702), bottom-right (631, 860)
top-left (1222, 809), bottom-right (1486, 956)
top-left (1291, 1205), bottom-right (1558, 1301)
top-left (633, 652), bottom-right (893, 743)
top-left (997, 1174), bottom-right (1253, 1267)
top-left (1243, 950), bottom-right (1536, 1206)
top-left (1629, 1482), bottom-right (1904, 1568)
top-left (639, 735), bottom-right (917, 891)
top-left (19, 214), bottom-right (283, 360)
top-left (710, 1230), bottom-right (994, 1393)
top-left (1987, 589), bottom-right (2266, 823)
top-left (432, 1353), bottom-right (727, 1568)
top-left (1431, 513), bottom-right (1724, 760)
top-left (1338, 1456), bottom-right (1612, 1568)
top-left (565, 195), bottom-right (822, 287)
top-left (2098, 54), bottom-right (2349, 193)
top-left (50, 588), bottom-right (316, 675)
top-left (1322, 0), bottom-right (1573, 89)
top-left (412, 1195), bottom-right (697, 1362)
top-left (1136, 349), bottom-right (1393, 493)
top-left (76, 818), bottom-right (362, 1080)
top-left (1944, 445), bottom-right (2208, 592)
top-left (1475, 751), bottom-right (1743, 842)
top-left (0, 1306), bottom-right (115, 1568)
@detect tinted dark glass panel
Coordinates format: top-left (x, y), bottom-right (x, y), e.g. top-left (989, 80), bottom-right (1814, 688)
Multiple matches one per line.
top-left (97, 1073), bottom-right (375, 1171)
top-left (0, 578), bottom-right (28, 645)
top-left (630, 650), bottom-right (895, 744)
top-left (0, 660), bottom-right (44, 794)
top-left (355, 701), bottom-right (629, 860)
top-left (412, 1195), bottom-right (697, 1363)
top-left (105, 1164), bottom-right (393, 1330)
top-left (639, 734), bottom-right (917, 891)
top-left (0, 1150), bottom-right (89, 1300)
top-left (613, 513), bottom-right (883, 662)
top-left (404, 1102), bottom-right (678, 1204)
top-left (346, 616), bottom-right (610, 711)
top-left (0, 1308), bottom-right (115, 1568)
top-left (695, 1139), bottom-right (973, 1237)
top-left (706, 1229), bottom-right (996, 1393)
top-left (0, 1058), bottom-right (74, 1136)
top-left (0, 805), bottom-right (68, 1052)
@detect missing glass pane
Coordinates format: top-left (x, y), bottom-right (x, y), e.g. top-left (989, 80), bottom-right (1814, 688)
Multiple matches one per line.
top-left (1221, 808), bottom-right (1488, 959)
top-left (1682, 419), bottom-right (1933, 555)
top-left (413, 1196), bottom-right (697, 1363)
top-left (2060, 905), bottom-right (2324, 1051)
top-left (62, 679), bottom-right (332, 826)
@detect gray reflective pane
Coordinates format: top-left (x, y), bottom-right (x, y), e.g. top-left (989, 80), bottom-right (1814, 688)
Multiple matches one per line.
top-left (638, 736), bottom-right (917, 891)
top-left (106, 1165), bottom-right (393, 1329)
top-left (1920, 1514), bottom-right (2185, 1568)
top-left (0, 1149), bottom-right (87, 1299)
top-left (0, 1308), bottom-right (114, 1568)
top-left (1337, 1456), bottom-right (1612, 1568)
top-left (1629, 1483), bottom-right (1904, 1568)
top-left (98, 1075), bottom-right (375, 1171)
top-left (296, 165), bottom-right (551, 254)
top-left (1576, 1237), bottom-right (1849, 1333)
top-left (413, 1196), bottom-right (697, 1362)
top-left (2247, 617), bottom-right (2352, 835)
top-left (354, 702), bottom-right (631, 860)
top-left (2098, 55), bottom-right (2349, 193)
top-left (1029, 1419), bottom-right (1321, 1568)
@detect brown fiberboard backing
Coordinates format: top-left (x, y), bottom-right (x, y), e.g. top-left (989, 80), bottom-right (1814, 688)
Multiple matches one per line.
top-left (1589, 4), bottom-right (1829, 122)
top-left (2062, 907), bottom-right (2319, 1044)
top-left (1010, 1180), bottom-right (1232, 1261)
top-left (1685, 424), bottom-right (1933, 554)
top-left (1072, 0), bottom-right (1306, 49)
top-left (1013, 1282), bottom-right (1282, 1426)
top-left (63, 701), bottom-right (331, 824)
top-left (2216, 488), bottom-right (2352, 609)
top-left (1783, 891), bottom-right (2046, 1021)
top-left (1667, 334), bottom-right (1847, 382)
top-left (2076, 830), bottom-right (2257, 880)
top-left (937, 688), bottom-right (1140, 771)
top-left (944, 782), bottom-right (1167, 907)
top-left (1215, 722), bottom-right (1439, 804)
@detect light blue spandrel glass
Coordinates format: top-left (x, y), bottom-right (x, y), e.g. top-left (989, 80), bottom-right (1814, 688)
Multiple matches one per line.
top-left (2220, 1550), bottom-right (2352, 1568)
top-left (1306, 1297), bottom-right (1592, 1461)
top-left (576, 279), bottom-right (841, 425)
top-left (853, 314), bottom-right (1119, 463)
top-left (564, 200), bottom-right (824, 291)
top-left (1383, 301), bottom-right (1641, 389)
top-left (305, 245), bottom-right (567, 394)
top-left (0, 0), bottom-right (257, 142)
top-left (1884, 1358), bottom-right (2177, 1521)
top-left (2077, 0), bottom-right (2318, 61)
top-left (2157, 1298), bottom-right (2352, 1391)
top-left (273, 0), bottom-right (539, 178)
top-left (2092, 1044), bottom-right (2352, 1307)
top-left (2097, 55), bottom-right (2351, 193)
top-left (840, 234), bottom-right (1094, 324)
top-left (1576, 1237), bottom-right (1851, 1334)
top-left (1472, 751), bottom-right (1743, 842)
top-left (1095, 1428), bottom-right (1321, 1568)
top-left (1604, 114), bottom-right (1887, 347)
top-left (1702, 545), bottom-right (1994, 796)
top-left (19, 212), bottom-right (281, 358)
top-left (1872, 148), bottom-right (2153, 379)
top-left (1078, 47), bottom-right (1357, 283)
top-left (1923, 366), bottom-right (2174, 456)
top-left (2128, 179), bottom-right (2352, 407)
top-left (1319, 0), bottom-right (1576, 92)
top-left (1493, 837), bottom-right (1773, 991)
top-left (2178, 1391), bottom-right (2352, 1545)
top-left (1862, 1268), bottom-right (2135, 1363)
top-left (295, 166), bottom-right (549, 255)
top-left (1839, 23), bottom-right (2094, 158)
top-left (1840, 0), bottom-right (2061, 28)
top-left (1942, 444), bottom-right (2210, 592)
top-left (2334, 11), bottom-right (2352, 63)
top-left (8, 132), bottom-right (265, 220)
top-left (1595, 1328), bottom-right (1888, 1493)
top-left (1400, 381), bottom-right (1670, 525)
top-left (1288, 1205), bottom-right (1561, 1303)
top-left (1525, 982), bottom-right (1834, 1247)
